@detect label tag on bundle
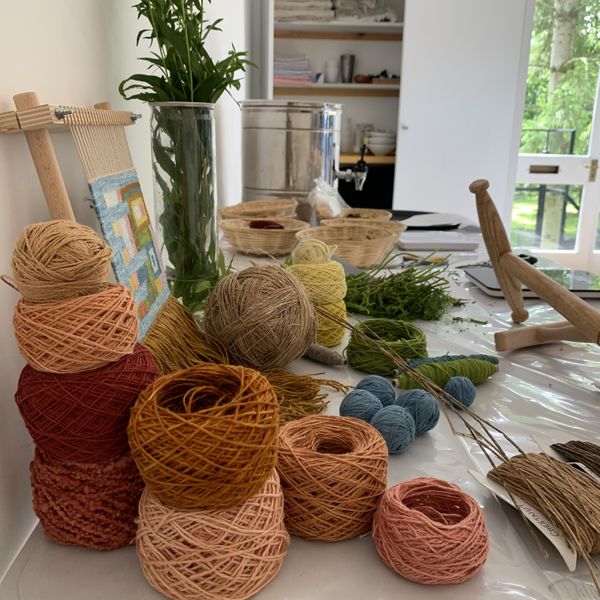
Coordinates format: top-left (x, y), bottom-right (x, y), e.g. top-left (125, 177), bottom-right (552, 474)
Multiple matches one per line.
top-left (469, 470), bottom-right (577, 571)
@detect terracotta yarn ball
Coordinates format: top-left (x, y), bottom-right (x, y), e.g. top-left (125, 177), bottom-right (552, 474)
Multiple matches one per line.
top-left (137, 470), bottom-right (289, 600)
top-left (373, 477), bottom-right (489, 585)
top-left (128, 363), bottom-right (279, 509)
top-left (277, 415), bottom-right (388, 541)
top-left (30, 449), bottom-right (143, 550)
top-left (204, 265), bottom-right (317, 371)
top-left (16, 344), bottom-right (159, 462)
top-left (13, 283), bottom-right (138, 373)
top-left (11, 220), bottom-right (112, 303)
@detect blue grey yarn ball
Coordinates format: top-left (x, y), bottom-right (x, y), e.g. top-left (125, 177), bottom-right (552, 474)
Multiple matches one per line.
top-left (356, 375), bottom-right (397, 407)
top-left (370, 406), bottom-right (416, 455)
top-left (395, 389), bottom-right (440, 436)
top-left (340, 389), bottom-right (383, 423)
top-left (444, 376), bottom-right (477, 408)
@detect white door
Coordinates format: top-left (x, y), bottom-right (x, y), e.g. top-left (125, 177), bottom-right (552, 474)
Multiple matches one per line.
top-left (393, 0), bottom-right (535, 225)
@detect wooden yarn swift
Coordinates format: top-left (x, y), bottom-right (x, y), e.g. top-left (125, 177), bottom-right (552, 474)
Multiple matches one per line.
top-left (469, 179), bottom-right (600, 351)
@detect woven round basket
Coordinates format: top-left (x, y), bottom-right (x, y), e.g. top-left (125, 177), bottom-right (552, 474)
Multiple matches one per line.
top-left (296, 225), bottom-right (396, 269)
top-left (322, 218), bottom-right (406, 238)
top-left (219, 199), bottom-right (298, 220)
top-left (221, 217), bottom-right (310, 256)
top-left (340, 208), bottom-right (392, 221)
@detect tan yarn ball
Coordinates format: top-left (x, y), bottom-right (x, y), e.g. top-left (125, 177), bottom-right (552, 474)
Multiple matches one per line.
top-left (291, 239), bottom-right (333, 264)
top-left (11, 220), bottom-right (112, 303)
top-left (136, 470), bottom-right (290, 600)
top-left (204, 265), bottom-right (317, 371)
top-left (277, 415), bottom-right (388, 541)
top-left (13, 284), bottom-right (138, 373)
top-left (287, 261), bottom-right (347, 304)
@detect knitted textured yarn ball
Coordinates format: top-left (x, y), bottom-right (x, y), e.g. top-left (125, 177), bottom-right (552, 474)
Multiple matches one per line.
top-left (395, 389), bottom-right (440, 436)
top-left (13, 284), bottom-right (138, 373)
top-left (204, 265), bottom-right (316, 371)
top-left (356, 375), bottom-right (396, 407)
top-left (128, 363), bottom-right (279, 509)
top-left (444, 376), bottom-right (477, 408)
top-left (30, 450), bottom-right (143, 550)
top-left (136, 470), bottom-right (289, 600)
top-left (16, 344), bottom-right (159, 462)
top-left (277, 415), bottom-right (388, 541)
top-left (339, 389), bottom-right (383, 423)
top-left (370, 406), bottom-right (416, 454)
top-left (11, 219), bottom-right (112, 303)
top-left (373, 477), bottom-right (489, 585)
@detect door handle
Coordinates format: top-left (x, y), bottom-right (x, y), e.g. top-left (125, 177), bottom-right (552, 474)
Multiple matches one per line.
top-left (528, 165), bottom-right (559, 174)
top-left (585, 159), bottom-right (598, 182)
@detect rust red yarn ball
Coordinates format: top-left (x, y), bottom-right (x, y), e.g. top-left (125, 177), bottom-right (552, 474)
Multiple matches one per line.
top-left (30, 449), bottom-right (143, 550)
top-left (16, 344), bottom-right (159, 462)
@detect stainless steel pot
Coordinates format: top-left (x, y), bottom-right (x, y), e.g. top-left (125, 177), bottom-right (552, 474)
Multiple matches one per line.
top-left (241, 100), bottom-right (342, 202)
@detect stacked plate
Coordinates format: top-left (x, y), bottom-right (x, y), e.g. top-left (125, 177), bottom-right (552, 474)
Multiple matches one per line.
top-left (365, 130), bottom-right (396, 156)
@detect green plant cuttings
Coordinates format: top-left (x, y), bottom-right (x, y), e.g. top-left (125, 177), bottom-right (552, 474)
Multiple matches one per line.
top-left (345, 253), bottom-right (458, 321)
top-left (120, 0), bottom-right (255, 312)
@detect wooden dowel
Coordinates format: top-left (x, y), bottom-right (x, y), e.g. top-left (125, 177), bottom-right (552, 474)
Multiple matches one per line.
top-left (495, 321), bottom-right (594, 352)
top-left (13, 91), bottom-right (75, 221)
top-left (470, 179), bottom-right (529, 324)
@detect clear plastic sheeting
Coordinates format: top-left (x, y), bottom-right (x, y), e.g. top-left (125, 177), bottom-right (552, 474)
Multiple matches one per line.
top-left (1, 265), bottom-right (599, 600)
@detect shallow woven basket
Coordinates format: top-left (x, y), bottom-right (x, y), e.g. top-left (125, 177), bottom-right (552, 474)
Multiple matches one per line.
top-left (322, 218), bottom-right (406, 238)
top-left (221, 217), bottom-right (310, 256)
top-left (296, 225), bottom-right (396, 269)
top-left (219, 199), bottom-right (298, 220)
top-left (340, 207), bottom-right (392, 221)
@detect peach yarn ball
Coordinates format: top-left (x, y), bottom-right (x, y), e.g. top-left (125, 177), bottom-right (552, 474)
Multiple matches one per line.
top-left (372, 477), bottom-right (489, 585)
top-left (136, 470), bottom-right (289, 600)
top-left (277, 415), bottom-right (388, 541)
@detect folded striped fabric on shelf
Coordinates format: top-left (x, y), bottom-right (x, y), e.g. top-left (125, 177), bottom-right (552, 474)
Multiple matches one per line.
top-left (275, 0), bottom-right (334, 21)
top-left (333, 0), bottom-right (398, 22)
top-left (273, 55), bottom-right (312, 85)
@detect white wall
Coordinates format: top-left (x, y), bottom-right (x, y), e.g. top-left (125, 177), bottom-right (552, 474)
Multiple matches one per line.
top-left (0, 0), bottom-right (247, 578)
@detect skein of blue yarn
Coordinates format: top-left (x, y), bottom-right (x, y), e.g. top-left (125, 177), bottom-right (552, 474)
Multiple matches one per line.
top-left (340, 389), bottom-right (383, 423)
top-left (444, 376), bottom-right (477, 408)
top-left (370, 406), bottom-right (416, 455)
top-left (356, 375), bottom-right (396, 407)
top-left (395, 389), bottom-right (440, 436)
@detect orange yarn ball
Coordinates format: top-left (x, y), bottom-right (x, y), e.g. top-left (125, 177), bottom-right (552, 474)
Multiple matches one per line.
top-left (136, 470), bottom-right (289, 600)
top-left (11, 220), bottom-right (112, 303)
top-left (128, 363), bottom-right (279, 509)
top-left (13, 283), bottom-right (138, 373)
top-left (372, 477), bottom-right (489, 585)
top-left (277, 415), bottom-right (388, 541)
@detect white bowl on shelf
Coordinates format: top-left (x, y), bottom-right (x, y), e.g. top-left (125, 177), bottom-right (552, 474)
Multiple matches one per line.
top-left (367, 131), bottom-right (396, 140)
top-left (367, 142), bottom-right (396, 156)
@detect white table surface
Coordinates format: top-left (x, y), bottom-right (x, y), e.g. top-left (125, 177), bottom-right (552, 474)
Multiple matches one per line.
top-left (2, 254), bottom-right (599, 600)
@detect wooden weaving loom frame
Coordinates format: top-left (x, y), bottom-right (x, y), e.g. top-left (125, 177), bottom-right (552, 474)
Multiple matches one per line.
top-left (469, 179), bottom-right (600, 352)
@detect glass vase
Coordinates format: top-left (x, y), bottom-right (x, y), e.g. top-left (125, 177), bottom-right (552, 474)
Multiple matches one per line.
top-left (150, 102), bottom-right (219, 314)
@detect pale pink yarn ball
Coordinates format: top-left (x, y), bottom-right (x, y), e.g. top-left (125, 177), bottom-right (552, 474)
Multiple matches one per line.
top-left (136, 470), bottom-right (289, 600)
top-left (372, 477), bottom-right (489, 585)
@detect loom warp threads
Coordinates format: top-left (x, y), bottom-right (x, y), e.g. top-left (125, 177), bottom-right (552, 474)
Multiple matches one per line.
top-left (373, 477), bottom-right (489, 585)
top-left (16, 344), bottom-right (159, 462)
top-left (11, 220), bottom-right (112, 303)
top-left (128, 363), bottom-right (279, 509)
top-left (346, 318), bottom-right (427, 375)
top-left (289, 240), bottom-right (347, 347)
top-left (30, 449), bottom-right (143, 550)
top-left (13, 283), bottom-right (138, 373)
top-left (277, 415), bottom-right (388, 541)
top-left (204, 265), bottom-right (317, 370)
top-left (356, 374), bottom-right (396, 406)
top-left (136, 470), bottom-right (289, 600)
top-left (370, 406), bottom-right (416, 454)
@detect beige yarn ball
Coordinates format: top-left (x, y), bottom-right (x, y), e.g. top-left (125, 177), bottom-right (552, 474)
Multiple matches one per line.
top-left (291, 239), bottom-right (333, 264)
top-left (136, 470), bottom-right (289, 600)
top-left (204, 265), bottom-right (317, 371)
